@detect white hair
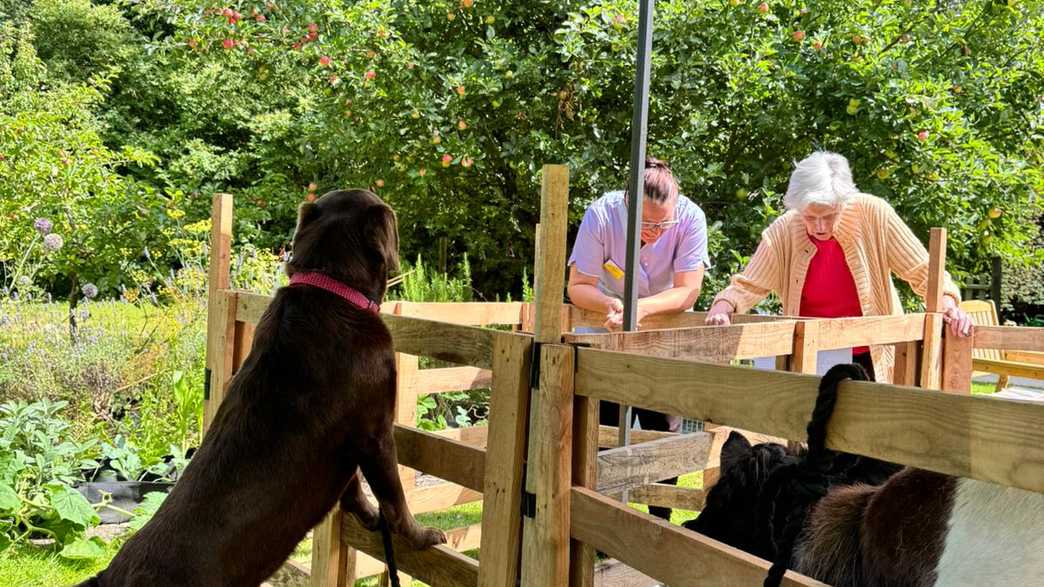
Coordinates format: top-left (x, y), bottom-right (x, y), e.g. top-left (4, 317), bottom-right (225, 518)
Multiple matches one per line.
top-left (783, 151), bottom-right (859, 210)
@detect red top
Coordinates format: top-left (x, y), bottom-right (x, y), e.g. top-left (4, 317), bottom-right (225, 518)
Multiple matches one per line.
top-left (289, 272), bottom-right (381, 314)
top-left (800, 236), bottom-right (868, 355)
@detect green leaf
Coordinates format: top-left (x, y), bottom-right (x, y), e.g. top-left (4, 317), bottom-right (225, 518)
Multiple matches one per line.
top-left (60, 536), bottom-right (106, 560)
top-left (48, 483), bottom-right (99, 528)
top-left (0, 483), bottom-right (19, 512)
top-left (128, 491), bottom-right (167, 531)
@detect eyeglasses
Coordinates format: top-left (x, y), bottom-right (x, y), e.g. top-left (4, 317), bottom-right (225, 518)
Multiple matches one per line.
top-left (640, 219), bottom-right (680, 232)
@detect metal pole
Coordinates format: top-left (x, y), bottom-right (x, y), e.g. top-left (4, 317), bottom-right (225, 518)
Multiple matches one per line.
top-left (618, 0), bottom-right (655, 501)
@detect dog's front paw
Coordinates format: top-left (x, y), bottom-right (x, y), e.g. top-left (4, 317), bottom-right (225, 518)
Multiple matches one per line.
top-left (410, 526), bottom-right (447, 550)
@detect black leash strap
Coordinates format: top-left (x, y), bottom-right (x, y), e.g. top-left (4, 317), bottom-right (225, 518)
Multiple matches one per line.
top-left (378, 508), bottom-right (401, 587)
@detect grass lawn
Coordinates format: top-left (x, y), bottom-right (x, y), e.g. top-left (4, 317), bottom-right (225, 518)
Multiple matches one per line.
top-left (0, 542), bottom-right (120, 587)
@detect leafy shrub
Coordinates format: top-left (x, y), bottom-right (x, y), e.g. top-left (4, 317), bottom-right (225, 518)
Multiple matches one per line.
top-left (391, 254), bottom-right (473, 302)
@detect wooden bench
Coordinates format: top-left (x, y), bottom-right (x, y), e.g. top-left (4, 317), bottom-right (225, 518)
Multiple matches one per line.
top-left (961, 300), bottom-right (1044, 391)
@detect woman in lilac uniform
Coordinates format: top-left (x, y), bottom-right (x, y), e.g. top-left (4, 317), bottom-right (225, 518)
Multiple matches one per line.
top-left (565, 157), bottom-right (710, 521)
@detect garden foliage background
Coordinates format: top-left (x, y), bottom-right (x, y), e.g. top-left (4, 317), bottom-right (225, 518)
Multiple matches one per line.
top-left (0, 0), bottom-right (1042, 579)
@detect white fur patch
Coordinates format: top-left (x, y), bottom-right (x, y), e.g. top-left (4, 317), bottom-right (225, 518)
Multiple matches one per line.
top-left (933, 478), bottom-right (1044, 585)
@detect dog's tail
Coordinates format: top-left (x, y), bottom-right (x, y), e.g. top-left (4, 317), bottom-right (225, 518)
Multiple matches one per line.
top-left (806, 363), bottom-right (869, 461)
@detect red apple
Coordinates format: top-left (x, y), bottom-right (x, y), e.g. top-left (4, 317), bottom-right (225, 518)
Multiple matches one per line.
top-left (308, 182), bottom-right (318, 191)
top-left (457, 119), bottom-right (468, 130)
top-left (222, 38), bottom-right (236, 50)
top-left (308, 23), bottom-right (318, 34)
top-left (462, 157), bottom-right (474, 168)
top-left (792, 30), bottom-right (805, 42)
top-left (319, 55), bottom-right (332, 66)
top-left (812, 40), bottom-right (823, 50)
top-left (917, 130), bottom-right (929, 142)
top-left (375, 179), bottom-right (385, 188)
top-left (364, 69), bottom-right (377, 80)
top-left (456, 85), bottom-right (466, 96)
top-left (255, 14), bottom-right (267, 23)
top-left (306, 193), bottom-right (316, 202)
top-left (461, 0), bottom-right (474, 8)
top-left (306, 31), bottom-right (318, 41)
top-left (757, 2), bottom-right (769, 14)
top-left (441, 154), bottom-right (453, 167)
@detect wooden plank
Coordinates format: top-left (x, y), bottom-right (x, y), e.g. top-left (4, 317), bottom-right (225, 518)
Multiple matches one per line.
top-left (340, 513), bottom-right (479, 587)
top-left (921, 313), bottom-right (945, 390)
top-left (597, 425), bottom-right (673, 448)
top-left (395, 301), bottom-right (524, 326)
top-left (942, 327), bottom-right (973, 394)
top-left (813, 314), bottom-right (926, 349)
top-left (204, 193), bottom-right (234, 431)
top-left (534, 164), bottom-right (569, 343)
top-left (521, 344), bottom-right (575, 585)
top-left (789, 320), bottom-right (819, 374)
top-left (1006, 350), bottom-right (1044, 364)
top-left (563, 321), bottom-right (796, 363)
top-left (231, 321), bottom-right (256, 374)
top-left (597, 433), bottom-right (714, 495)
top-left (569, 395), bottom-right (600, 587)
top-left (382, 314), bottom-right (497, 369)
top-left (310, 509), bottom-right (350, 587)
top-left (477, 333), bottom-right (533, 587)
top-left (926, 228), bottom-right (947, 313)
top-left (409, 484), bottom-right (483, 515)
top-left (570, 487), bottom-right (826, 587)
top-left (893, 341), bottom-right (919, 386)
top-left (628, 484), bottom-right (707, 511)
top-left (975, 326), bottom-right (1044, 352)
top-left (573, 348), bottom-right (1044, 494)
top-left (433, 425), bottom-right (489, 448)
top-left (395, 352), bottom-right (419, 501)
top-left (972, 358), bottom-right (1044, 381)
top-left (235, 290), bottom-right (272, 325)
top-left (593, 559), bottom-right (659, 587)
top-left (203, 290), bottom-right (237, 433)
top-left (394, 425), bottom-right (485, 492)
top-left (413, 366), bottom-right (493, 395)
top-left (567, 306), bottom-right (794, 330)
top-left (443, 522), bottom-right (484, 553)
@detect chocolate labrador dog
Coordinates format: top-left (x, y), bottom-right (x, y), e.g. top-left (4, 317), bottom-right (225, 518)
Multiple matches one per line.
top-left (81, 189), bottom-right (445, 586)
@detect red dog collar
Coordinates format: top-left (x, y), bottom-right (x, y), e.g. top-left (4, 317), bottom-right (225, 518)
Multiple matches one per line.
top-left (289, 272), bottom-right (381, 314)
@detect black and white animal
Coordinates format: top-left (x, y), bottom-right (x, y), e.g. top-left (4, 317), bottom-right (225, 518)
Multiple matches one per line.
top-left (684, 366), bottom-right (1044, 586)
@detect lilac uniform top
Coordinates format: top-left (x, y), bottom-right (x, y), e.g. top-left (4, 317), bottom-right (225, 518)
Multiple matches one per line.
top-left (567, 191), bottom-right (711, 299)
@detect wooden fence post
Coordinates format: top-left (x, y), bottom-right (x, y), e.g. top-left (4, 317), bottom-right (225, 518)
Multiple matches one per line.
top-left (204, 193), bottom-right (234, 434)
top-left (789, 321), bottom-right (819, 374)
top-left (569, 394), bottom-right (599, 587)
top-left (920, 228), bottom-right (947, 390)
top-left (941, 327), bottom-right (973, 394)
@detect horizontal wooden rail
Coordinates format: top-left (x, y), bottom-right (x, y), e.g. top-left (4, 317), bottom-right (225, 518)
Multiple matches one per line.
top-left (574, 348), bottom-right (1044, 494)
top-left (395, 301), bottom-right (524, 326)
top-left (813, 314), bottom-right (926, 349)
top-left (394, 425), bottom-right (485, 492)
top-left (235, 290), bottom-right (270, 325)
top-left (628, 483), bottom-right (707, 511)
top-left (413, 366), bottom-right (492, 395)
top-left (341, 513), bottom-right (478, 587)
top-left (566, 306), bottom-right (795, 330)
top-left (972, 358), bottom-right (1044, 381)
top-left (409, 484), bottom-right (483, 515)
top-left (596, 433), bottom-right (714, 495)
top-left (234, 291), bottom-right (509, 369)
top-left (432, 425), bottom-right (489, 448)
top-left (597, 425), bottom-right (673, 448)
top-left (571, 487), bottom-right (825, 587)
top-left (383, 314), bottom-right (503, 369)
top-left (974, 325), bottom-right (1044, 352)
top-left (565, 321), bottom-right (797, 362)
top-left (443, 522), bottom-right (483, 553)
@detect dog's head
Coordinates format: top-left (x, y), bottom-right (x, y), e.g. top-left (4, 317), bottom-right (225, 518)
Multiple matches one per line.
top-left (683, 432), bottom-right (798, 559)
top-left (286, 189), bottom-right (399, 302)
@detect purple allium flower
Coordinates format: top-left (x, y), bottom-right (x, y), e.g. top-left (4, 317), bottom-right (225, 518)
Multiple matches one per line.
top-left (34, 217), bottom-right (53, 235)
top-left (81, 283), bottom-right (98, 299)
top-left (43, 233), bottom-right (64, 251)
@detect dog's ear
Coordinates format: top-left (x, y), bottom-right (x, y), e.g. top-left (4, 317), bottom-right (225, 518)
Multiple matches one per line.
top-left (295, 202), bottom-right (321, 236)
top-left (363, 204), bottom-right (400, 273)
top-left (720, 431), bottom-right (753, 473)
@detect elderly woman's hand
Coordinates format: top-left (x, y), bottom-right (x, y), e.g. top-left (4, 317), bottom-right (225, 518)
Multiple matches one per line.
top-left (941, 296), bottom-right (973, 337)
top-left (705, 300), bottom-right (733, 326)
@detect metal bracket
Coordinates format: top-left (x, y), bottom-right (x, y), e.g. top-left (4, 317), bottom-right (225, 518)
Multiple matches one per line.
top-left (528, 341), bottom-right (544, 391)
top-left (203, 367), bottom-right (212, 400)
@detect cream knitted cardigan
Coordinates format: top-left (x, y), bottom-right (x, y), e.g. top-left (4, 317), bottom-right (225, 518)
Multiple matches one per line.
top-left (713, 193), bottom-right (960, 382)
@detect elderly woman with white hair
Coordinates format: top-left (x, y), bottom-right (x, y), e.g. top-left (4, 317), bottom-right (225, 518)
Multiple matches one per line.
top-left (705, 151), bottom-right (973, 382)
